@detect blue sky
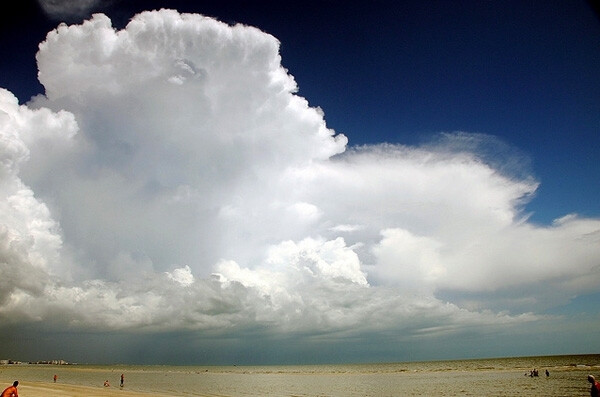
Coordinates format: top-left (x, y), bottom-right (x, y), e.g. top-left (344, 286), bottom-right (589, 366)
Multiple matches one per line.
top-left (0, 0), bottom-right (598, 365)
top-left (3, 1), bottom-right (598, 223)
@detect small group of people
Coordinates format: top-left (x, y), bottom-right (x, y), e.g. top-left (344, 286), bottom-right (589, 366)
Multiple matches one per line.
top-left (526, 368), bottom-right (549, 377)
top-left (103, 374), bottom-right (125, 388)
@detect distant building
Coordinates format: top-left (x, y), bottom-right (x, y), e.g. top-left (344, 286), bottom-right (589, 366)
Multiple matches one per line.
top-left (0, 360), bottom-right (23, 364)
top-left (1, 359), bottom-right (73, 365)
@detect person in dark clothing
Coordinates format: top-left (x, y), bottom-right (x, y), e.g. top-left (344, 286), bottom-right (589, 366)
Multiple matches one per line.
top-left (589, 375), bottom-right (600, 397)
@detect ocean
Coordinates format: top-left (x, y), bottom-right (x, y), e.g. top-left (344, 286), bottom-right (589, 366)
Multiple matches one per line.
top-left (1, 354), bottom-right (598, 396)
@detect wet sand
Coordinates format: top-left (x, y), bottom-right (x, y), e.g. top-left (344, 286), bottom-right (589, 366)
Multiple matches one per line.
top-left (1, 380), bottom-right (171, 397)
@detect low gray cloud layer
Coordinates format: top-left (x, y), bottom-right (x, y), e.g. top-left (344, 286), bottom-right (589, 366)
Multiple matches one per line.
top-left (0, 10), bottom-right (598, 363)
top-left (36, 0), bottom-right (111, 21)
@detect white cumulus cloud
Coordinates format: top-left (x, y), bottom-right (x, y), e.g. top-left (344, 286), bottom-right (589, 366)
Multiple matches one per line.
top-left (0, 9), bottom-right (598, 357)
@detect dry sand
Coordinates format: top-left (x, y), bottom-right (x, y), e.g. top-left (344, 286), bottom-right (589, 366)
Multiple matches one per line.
top-left (1, 380), bottom-right (168, 397)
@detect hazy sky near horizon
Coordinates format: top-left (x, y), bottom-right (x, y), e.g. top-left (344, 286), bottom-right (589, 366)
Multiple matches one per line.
top-left (0, 0), bottom-right (598, 365)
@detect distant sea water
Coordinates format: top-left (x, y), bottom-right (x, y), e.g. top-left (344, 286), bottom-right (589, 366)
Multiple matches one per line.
top-left (1, 354), bottom-right (599, 396)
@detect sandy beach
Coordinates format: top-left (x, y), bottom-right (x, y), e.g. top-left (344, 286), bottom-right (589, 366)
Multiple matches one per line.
top-left (1, 355), bottom-right (598, 396)
top-left (1, 380), bottom-right (165, 397)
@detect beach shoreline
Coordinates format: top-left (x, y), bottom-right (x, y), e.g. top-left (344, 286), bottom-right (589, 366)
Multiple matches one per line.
top-left (1, 354), bottom-right (597, 396)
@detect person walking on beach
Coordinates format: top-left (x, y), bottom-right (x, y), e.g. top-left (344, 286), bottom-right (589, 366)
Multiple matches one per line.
top-left (120, 373), bottom-right (124, 387)
top-left (53, 374), bottom-right (57, 382)
top-left (589, 375), bottom-right (600, 397)
top-left (1, 381), bottom-right (18, 397)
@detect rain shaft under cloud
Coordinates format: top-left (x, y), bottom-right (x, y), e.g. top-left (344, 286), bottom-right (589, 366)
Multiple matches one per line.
top-left (0, 9), bottom-right (599, 363)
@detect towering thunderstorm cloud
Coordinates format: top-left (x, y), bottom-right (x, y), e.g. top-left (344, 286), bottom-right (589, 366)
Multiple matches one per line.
top-left (0, 10), bottom-right (598, 360)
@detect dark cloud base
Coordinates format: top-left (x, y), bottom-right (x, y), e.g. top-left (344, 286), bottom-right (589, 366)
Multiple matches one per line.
top-left (1, 321), bottom-right (594, 365)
